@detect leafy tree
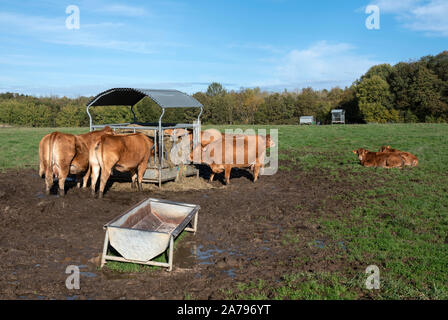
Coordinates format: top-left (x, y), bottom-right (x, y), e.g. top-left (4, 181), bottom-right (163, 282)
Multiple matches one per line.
top-left (356, 75), bottom-right (397, 123)
top-left (361, 64), bottom-right (394, 82)
top-left (206, 82), bottom-right (226, 97)
top-left (55, 104), bottom-right (85, 127)
top-left (390, 62), bottom-right (447, 121)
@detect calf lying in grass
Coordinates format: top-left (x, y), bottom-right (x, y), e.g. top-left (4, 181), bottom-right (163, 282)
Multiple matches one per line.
top-left (379, 145), bottom-right (418, 167)
top-left (353, 148), bottom-right (405, 169)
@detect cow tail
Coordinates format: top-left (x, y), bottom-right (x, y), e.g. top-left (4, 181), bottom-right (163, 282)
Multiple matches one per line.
top-left (99, 138), bottom-right (105, 171)
top-left (92, 138), bottom-right (103, 169)
top-left (49, 132), bottom-right (59, 178)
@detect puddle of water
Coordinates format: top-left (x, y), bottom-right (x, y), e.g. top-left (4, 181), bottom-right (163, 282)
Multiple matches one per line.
top-left (338, 241), bottom-right (347, 251)
top-left (314, 240), bottom-right (325, 249)
top-left (195, 245), bottom-right (224, 265)
top-left (35, 192), bottom-right (45, 199)
top-left (80, 271), bottom-right (97, 278)
top-left (66, 295), bottom-right (78, 300)
top-left (223, 269), bottom-right (236, 278)
top-left (174, 241), bottom-right (244, 277)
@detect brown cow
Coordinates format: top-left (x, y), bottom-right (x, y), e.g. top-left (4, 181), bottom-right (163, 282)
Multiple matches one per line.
top-left (191, 133), bottom-right (274, 184)
top-left (38, 133), bottom-right (51, 178)
top-left (89, 133), bottom-right (155, 198)
top-left (353, 148), bottom-right (405, 168)
top-left (378, 145), bottom-right (418, 167)
top-left (39, 126), bottom-right (114, 196)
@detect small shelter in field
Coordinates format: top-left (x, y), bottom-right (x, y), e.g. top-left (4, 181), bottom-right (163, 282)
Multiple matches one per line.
top-left (86, 88), bottom-right (203, 187)
top-left (331, 109), bottom-right (345, 124)
top-left (300, 116), bottom-right (315, 125)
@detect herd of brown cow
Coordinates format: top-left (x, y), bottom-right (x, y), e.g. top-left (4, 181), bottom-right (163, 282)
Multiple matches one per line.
top-left (39, 126), bottom-right (417, 198)
top-left (353, 146), bottom-right (418, 168)
top-left (38, 127), bottom-right (274, 198)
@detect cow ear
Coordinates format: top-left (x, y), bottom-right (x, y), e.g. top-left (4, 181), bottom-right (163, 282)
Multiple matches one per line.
top-left (352, 150), bottom-right (357, 154)
top-left (387, 145), bottom-right (390, 148)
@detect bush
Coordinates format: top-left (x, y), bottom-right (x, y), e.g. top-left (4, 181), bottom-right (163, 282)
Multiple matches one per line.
top-left (359, 102), bottom-right (399, 123)
top-left (0, 100), bottom-right (52, 127)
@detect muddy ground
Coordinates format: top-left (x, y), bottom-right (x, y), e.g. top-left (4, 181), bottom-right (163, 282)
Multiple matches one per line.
top-left (0, 160), bottom-right (366, 300)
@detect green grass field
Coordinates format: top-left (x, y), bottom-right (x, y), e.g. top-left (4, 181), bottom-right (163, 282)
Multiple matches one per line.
top-left (224, 124), bottom-right (448, 300)
top-left (0, 127), bottom-right (88, 170)
top-left (1, 123), bottom-right (447, 299)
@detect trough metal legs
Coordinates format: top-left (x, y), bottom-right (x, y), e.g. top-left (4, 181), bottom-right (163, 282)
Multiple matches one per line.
top-left (184, 211), bottom-right (198, 235)
top-left (100, 230), bottom-right (109, 268)
top-left (100, 211), bottom-right (198, 272)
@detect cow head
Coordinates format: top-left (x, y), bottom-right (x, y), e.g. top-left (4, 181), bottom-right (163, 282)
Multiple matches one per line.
top-left (103, 126), bottom-right (114, 135)
top-left (353, 148), bottom-right (368, 161)
top-left (378, 145), bottom-right (391, 152)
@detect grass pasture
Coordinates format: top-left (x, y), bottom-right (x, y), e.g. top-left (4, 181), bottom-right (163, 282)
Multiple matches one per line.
top-left (0, 123), bottom-right (447, 299)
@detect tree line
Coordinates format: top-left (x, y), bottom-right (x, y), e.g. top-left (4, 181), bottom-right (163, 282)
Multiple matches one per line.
top-left (1, 51), bottom-right (447, 127)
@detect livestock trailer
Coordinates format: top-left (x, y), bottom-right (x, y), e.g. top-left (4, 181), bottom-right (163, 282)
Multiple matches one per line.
top-left (300, 116), bottom-right (315, 125)
top-left (331, 109), bottom-right (345, 124)
top-left (86, 88), bottom-right (203, 187)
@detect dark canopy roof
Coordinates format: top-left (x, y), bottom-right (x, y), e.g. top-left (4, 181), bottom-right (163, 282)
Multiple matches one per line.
top-left (86, 88), bottom-right (203, 108)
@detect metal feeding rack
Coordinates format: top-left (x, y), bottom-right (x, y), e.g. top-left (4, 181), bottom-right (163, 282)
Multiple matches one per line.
top-left (100, 198), bottom-right (199, 271)
top-left (86, 88), bottom-right (203, 186)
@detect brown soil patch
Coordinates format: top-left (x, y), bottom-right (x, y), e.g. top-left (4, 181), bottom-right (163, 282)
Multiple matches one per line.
top-left (0, 160), bottom-right (372, 300)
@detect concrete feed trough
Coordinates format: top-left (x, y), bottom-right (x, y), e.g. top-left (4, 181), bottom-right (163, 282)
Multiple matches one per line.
top-left (100, 198), bottom-right (199, 271)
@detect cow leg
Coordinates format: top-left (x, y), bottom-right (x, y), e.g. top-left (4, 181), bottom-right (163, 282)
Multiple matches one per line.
top-left (81, 166), bottom-right (91, 188)
top-left (76, 174), bottom-right (83, 188)
top-left (253, 164), bottom-right (261, 182)
top-left (90, 164), bottom-right (100, 197)
top-left (44, 166), bottom-right (53, 195)
top-left (136, 160), bottom-right (148, 192)
top-left (98, 168), bottom-right (112, 199)
top-left (209, 172), bottom-right (215, 182)
top-left (57, 167), bottom-right (69, 197)
top-left (224, 166), bottom-right (231, 185)
top-left (130, 170), bottom-right (137, 190)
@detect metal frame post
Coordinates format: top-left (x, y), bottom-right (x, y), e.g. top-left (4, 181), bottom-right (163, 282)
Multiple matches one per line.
top-left (158, 109), bottom-right (166, 187)
top-left (184, 211), bottom-right (198, 234)
top-left (100, 230), bottom-right (109, 268)
top-left (167, 235), bottom-right (174, 272)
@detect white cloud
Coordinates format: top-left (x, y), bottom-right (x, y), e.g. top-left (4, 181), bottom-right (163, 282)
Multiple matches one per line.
top-left (371, 0), bottom-right (422, 13)
top-left (269, 41), bottom-right (382, 90)
top-left (227, 42), bottom-right (284, 54)
top-left (0, 11), bottom-right (181, 54)
top-left (99, 4), bottom-right (148, 17)
top-left (370, 0), bottom-right (448, 36)
top-left (407, 0), bottom-right (448, 35)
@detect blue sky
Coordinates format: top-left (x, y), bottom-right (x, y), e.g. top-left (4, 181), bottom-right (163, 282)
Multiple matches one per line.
top-left (0, 0), bottom-right (447, 97)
